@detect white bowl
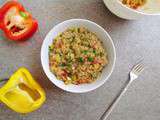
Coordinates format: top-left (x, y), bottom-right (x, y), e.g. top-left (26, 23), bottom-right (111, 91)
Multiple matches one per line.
top-left (103, 0), bottom-right (160, 20)
top-left (41, 19), bottom-right (116, 93)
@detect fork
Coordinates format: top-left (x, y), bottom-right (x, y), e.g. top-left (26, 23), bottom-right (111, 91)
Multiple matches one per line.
top-left (100, 61), bottom-right (144, 120)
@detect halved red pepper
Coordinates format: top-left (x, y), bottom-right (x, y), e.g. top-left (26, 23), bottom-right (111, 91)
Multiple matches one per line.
top-left (0, 1), bottom-right (38, 41)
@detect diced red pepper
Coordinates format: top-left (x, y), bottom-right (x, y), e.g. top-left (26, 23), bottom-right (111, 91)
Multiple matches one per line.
top-left (92, 58), bottom-right (103, 64)
top-left (0, 1), bottom-right (38, 41)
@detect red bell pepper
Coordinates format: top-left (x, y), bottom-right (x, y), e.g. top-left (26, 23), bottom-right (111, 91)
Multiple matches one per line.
top-left (0, 1), bottom-right (38, 41)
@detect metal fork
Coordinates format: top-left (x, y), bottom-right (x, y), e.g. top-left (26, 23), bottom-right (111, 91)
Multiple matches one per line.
top-left (100, 61), bottom-right (144, 120)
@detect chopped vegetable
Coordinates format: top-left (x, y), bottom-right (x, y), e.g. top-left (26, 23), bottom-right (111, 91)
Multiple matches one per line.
top-left (49, 46), bottom-right (54, 52)
top-left (60, 63), bottom-right (66, 67)
top-left (83, 50), bottom-right (88, 55)
top-left (93, 50), bottom-right (96, 54)
top-left (71, 75), bottom-right (76, 81)
top-left (88, 57), bottom-right (94, 62)
top-left (79, 57), bottom-right (84, 63)
top-left (55, 54), bottom-right (61, 62)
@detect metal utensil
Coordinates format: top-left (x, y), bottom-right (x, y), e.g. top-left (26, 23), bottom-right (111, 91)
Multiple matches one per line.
top-left (100, 61), bottom-right (144, 120)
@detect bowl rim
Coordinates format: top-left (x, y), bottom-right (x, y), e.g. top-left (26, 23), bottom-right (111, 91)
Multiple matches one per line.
top-left (41, 19), bottom-right (116, 93)
top-left (117, 0), bottom-right (160, 16)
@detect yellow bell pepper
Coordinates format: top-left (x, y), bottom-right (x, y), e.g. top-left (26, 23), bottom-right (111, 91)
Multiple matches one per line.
top-left (0, 67), bottom-right (46, 113)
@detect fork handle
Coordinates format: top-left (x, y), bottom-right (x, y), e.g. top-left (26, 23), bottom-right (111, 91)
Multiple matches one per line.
top-left (100, 79), bottom-right (133, 120)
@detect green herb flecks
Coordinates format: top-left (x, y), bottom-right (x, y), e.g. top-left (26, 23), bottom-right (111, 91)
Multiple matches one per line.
top-left (93, 50), bottom-right (96, 54)
top-left (49, 46), bottom-right (54, 52)
top-left (88, 57), bottom-right (94, 62)
top-left (79, 57), bottom-right (84, 63)
top-left (83, 50), bottom-right (88, 55)
top-left (60, 63), bottom-right (66, 67)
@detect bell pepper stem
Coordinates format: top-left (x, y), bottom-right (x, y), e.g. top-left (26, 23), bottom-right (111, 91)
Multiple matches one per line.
top-left (0, 78), bottom-right (8, 82)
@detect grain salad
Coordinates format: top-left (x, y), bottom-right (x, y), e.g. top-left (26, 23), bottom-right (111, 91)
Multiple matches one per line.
top-left (122, 0), bottom-right (147, 9)
top-left (49, 27), bottom-right (108, 85)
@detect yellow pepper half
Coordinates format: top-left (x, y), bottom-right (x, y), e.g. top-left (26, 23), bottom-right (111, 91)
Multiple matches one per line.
top-left (0, 67), bottom-right (46, 113)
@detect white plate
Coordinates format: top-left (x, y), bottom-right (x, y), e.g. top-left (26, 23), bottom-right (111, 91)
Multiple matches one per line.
top-left (41, 19), bottom-right (116, 93)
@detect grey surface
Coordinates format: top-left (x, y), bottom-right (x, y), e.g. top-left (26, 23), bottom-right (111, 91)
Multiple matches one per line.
top-left (0, 0), bottom-right (160, 120)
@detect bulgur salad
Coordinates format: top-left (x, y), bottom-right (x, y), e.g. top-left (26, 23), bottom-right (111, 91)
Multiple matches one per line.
top-left (49, 27), bottom-right (108, 85)
top-left (122, 0), bottom-right (146, 9)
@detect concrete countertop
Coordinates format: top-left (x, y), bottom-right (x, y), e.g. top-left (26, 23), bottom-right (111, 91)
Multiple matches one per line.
top-left (0, 0), bottom-right (160, 120)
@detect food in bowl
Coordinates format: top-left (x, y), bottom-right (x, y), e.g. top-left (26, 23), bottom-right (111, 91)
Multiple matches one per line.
top-left (121, 0), bottom-right (160, 13)
top-left (49, 27), bottom-right (108, 85)
top-left (122, 0), bottom-right (146, 9)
